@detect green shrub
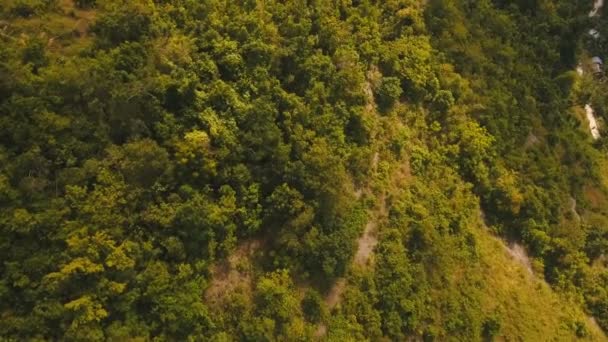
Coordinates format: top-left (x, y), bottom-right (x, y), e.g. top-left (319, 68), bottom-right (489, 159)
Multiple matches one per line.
top-left (377, 77), bottom-right (403, 111)
top-left (9, 0), bottom-right (55, 18)
top-left (74, 0), bottom-right (95, 9)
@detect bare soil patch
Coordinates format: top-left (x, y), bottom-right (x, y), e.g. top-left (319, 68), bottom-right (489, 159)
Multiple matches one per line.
top-left (204, 239), bottom-right (263, 305)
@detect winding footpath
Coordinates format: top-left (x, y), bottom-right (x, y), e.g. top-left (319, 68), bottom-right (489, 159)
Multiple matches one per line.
top-left (314, 77), bottom-right (386, 338)
top-left (581, 0), bottom-right (604, 140)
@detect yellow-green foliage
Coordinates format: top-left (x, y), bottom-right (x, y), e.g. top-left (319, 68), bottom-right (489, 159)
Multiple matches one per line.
top-left (476, 229), bottom-right (605, 341)
top-left (1, 0), bottom-right (608, 340)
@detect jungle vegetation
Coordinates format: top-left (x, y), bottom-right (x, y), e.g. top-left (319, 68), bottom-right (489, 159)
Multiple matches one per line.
top-left (1, 0), bottom-right (608, 340)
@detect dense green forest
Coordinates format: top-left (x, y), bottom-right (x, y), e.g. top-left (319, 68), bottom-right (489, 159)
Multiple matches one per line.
top-left (1, 0), bottom-right (608, 340)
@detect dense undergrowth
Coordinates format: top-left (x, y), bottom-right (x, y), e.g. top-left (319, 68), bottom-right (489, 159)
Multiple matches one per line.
top-left (1, 0), bottom-right (607, 340)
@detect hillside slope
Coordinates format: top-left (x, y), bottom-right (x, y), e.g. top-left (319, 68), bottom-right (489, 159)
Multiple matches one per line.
top-left (328, 222), bottom-right (606, 340)
top-left (1, 0), bottom-right (607, 340)
top-left (478, 230), bottom-right (605, 340)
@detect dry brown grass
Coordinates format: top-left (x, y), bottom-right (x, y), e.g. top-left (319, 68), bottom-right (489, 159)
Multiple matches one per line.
top-left (204, 239), bottom-right (263, 306)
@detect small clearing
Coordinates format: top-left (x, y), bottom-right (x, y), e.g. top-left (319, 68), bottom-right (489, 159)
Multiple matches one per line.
top-left (204, 239), bottom-right (262, 305)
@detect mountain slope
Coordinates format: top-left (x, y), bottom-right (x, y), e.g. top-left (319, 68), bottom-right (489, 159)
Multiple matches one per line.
top-left (0, 0), bottom-right (607, 340)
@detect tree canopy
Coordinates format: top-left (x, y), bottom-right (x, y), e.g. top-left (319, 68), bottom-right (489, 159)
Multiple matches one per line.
top-left (1, 0), bottom-right (607, 340)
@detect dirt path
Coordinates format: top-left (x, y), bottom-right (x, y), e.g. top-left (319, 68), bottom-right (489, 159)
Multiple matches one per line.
top-left (352, 152), bottom-right (383, 268)
top-left (209, 79), bottom-right (384, 334)
top-left (353, 221), bottom-right (379, 266)
top-left (569, 196), bottom-right (582, 222)
top-left (318, 68), bottom-right (410, 336)
top-left (315, 78), bottom-right (386, 339)
top-left (504, 242), bottom-right (534, 275)
top-left (324, 278), bottom-right (347, 308)
top-left (577, 68), bottom-right (602, 140)
top-left (581, 0), bottom-right (603, 140)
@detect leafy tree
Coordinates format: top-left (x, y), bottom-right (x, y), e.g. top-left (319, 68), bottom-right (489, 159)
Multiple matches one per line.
top-left (377, 76), bottom-right (403, 111)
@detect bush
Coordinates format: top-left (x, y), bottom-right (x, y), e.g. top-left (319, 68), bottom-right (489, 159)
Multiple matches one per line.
top-left (21, 38), bottom-right (48, 72)
top-left (301, 290), bottom-right (326, 323)
top-left (74, 0), bottom-right (95, 9)
top-left (482, 316), bottom-right (501, 340)
top-left (9, 0), bottom-right (55, 18)
top-left (91, 7), bottom-right (153, 47)
top-left (377, 77), bottom-right (403, 111)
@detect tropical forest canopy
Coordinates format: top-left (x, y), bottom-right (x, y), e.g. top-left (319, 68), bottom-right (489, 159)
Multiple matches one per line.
top-left (1, 0), bottom-right (608, 340)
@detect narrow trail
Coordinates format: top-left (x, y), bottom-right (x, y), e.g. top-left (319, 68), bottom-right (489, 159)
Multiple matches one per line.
top-left (581, 1), bottom-right (607, 334)
top-left (524, 132), bottom-right (540, 149)
top-left (324, 278), bottom-right (347, 309)
top-left (504, 242), bottom-right (534, 275)
top-left (320, 153), bottom-right (383, 312)
top-left (322, 75), bottom-right (382, 307)
top-left (581, 0), bottom-right (604, 140)
top-left (578, 66), bottom-right (602, 140)
top-left (569, 196), bottom-right (582, 222)
top-left (315, 186), bottom-right (385, 338)
top-left (315, 74), bottom-right (388, 338)
top-left (353, 152), bottom-right (384, 268)
top-left (353, 219), bottom-right (379, 266)
top-left (350, 72), bottom-right (383, 271)
top-left (209, 73), bottom-right (386, 337)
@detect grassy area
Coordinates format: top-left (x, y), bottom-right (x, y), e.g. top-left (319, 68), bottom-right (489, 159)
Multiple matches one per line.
top-left (2, 0), bottom-right (95, 56)
top-left (475, 226), bottom-right (605, 340)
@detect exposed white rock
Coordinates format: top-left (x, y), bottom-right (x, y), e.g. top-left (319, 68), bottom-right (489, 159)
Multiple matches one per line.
top-left (585, 104), bottom-right (601, 140)
top-left (590, 0), bottom-right (604, 17)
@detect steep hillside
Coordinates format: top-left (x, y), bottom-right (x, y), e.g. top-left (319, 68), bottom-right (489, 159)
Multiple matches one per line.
top-left (1, 0), bottom-right (607, 340)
